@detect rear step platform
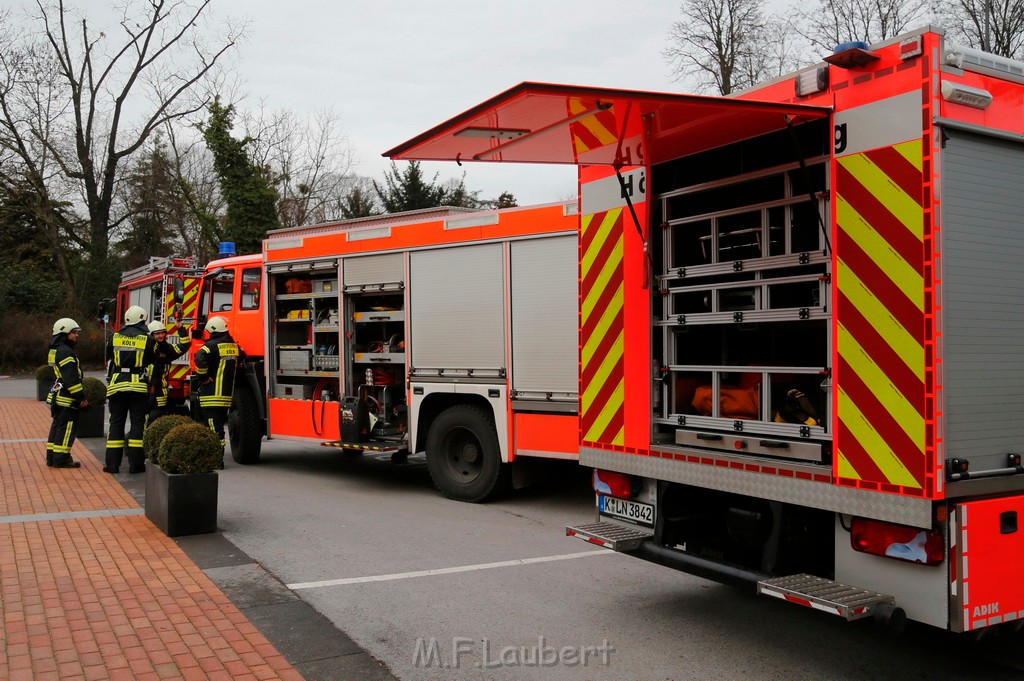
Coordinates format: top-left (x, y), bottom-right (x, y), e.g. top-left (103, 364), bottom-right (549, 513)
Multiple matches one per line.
top-left (757, 574), bottom-right (895, 620)
top-left (566, 522), bottom-right (652, 551)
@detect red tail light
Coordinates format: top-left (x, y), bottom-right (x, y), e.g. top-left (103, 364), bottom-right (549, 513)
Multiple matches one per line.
top-left (592, 469), bottom-right (633, 499)
top-left (850, 517), bottom-right (944, 566)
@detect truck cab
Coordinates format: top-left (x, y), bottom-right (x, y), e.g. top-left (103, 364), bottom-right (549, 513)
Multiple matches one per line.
top-left (192, 251), bottom-right (267, 461)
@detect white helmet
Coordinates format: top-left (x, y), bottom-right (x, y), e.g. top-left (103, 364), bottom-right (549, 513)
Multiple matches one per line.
top-left (205, 316), bottom-right (228, 334)
top-left (148, 321), bottom-right (167, 334)
top-left (53, 318), bottom-right (81, 335)
top-left (125, 305), bottom-right (147, 325)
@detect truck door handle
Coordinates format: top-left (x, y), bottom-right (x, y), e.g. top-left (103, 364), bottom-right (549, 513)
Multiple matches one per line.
top-left (697, 433), bottom-right (723, 441)
top-left (758, 440), bottom-right (789, 449)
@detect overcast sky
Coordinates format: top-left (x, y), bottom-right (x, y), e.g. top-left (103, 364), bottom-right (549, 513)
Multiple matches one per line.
top-left (216, 1), bottom-right (685, 206)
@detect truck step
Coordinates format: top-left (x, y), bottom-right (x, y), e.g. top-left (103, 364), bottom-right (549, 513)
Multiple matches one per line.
top-left (321, 441), bottom-right (403, 454)
top-left (757, 574), bottom-right (895, 621)
top-left (566, 522), bottom-right (652, 551)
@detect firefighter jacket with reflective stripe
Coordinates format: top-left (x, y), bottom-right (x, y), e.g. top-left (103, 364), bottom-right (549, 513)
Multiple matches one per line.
top-left (148, 335), bottom-right (189, 405)
top-left (194, 332), bottom-right (241, 408)
top-left (47, 337), bottom-right (84, 408)
top-left (106, 323), bottom-right (157, 396)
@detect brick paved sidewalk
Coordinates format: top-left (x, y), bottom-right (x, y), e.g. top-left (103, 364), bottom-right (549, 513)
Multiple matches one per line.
top-left (0, 398), bottom-right (303, 681)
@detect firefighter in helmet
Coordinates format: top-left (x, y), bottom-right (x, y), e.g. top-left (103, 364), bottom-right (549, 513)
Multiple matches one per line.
top-left (104, 305), bottom-right (157, 474)
top-left (146, 320), bottom-right (189, 424)
top-left (194, 315), bottom-right (241, 468)
top-left (46, 317), bottom-right (87, 468)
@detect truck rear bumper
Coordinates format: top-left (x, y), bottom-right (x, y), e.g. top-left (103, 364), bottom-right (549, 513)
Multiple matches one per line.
top-left (566, 520), bottom-right (768, 590)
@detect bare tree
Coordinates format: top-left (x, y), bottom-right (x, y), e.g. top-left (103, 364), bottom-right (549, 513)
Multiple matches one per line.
top-left (244, 106), bottom-right (355, 229)
top-left (0, 0), bottom-right (242, 306)
top-left (664, 0), bottom-right (790, 95)
top-left (793, 0), bottom-right (931, 55)
top-left (935, 0), bottom-right (1024, 58)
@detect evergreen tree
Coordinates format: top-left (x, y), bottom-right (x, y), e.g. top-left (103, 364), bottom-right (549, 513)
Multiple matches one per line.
top-left (202, 99), bottom-right (281, 254)
top-left (374, 161), bottom-right (478, 212)
top-left (495, 192), bottom-right (518, 209)
top-left (339, 185), bottom-right (380, 219)
top-left (117, 137), bottom-right (178, 270)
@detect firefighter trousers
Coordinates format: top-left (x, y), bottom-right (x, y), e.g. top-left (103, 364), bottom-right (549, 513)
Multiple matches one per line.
top-left (146, 395), bottom-right (173, 429)
top-left (47, 404), bottom-right (79, 466)
top-left (106, 392), bottom-right (148, 472)
top-left (202, 405), bottom-right (228, 467)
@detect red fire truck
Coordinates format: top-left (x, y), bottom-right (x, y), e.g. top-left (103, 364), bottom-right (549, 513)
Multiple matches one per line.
top-left (113, 256), bottom-right (204, 410)
top-left (384, 27), bottom-right (1024, 633)
top-left (180, 203), bottom-right (579, 502)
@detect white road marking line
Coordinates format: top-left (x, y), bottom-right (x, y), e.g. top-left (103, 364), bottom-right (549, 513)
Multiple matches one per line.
top-left (287, 549), bottom-right (612, 590)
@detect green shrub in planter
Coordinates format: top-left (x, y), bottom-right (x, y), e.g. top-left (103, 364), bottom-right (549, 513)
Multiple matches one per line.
top-left (76, 376), bottom-right (109, 437)
top-left (35, 364), bottom-right (56, 401)
top-left (158, 422), bottom-right (222, 475)
top-left (143, 415), bottom-right (194, 465)
top-left (80, 376), bottom-right (107, 406)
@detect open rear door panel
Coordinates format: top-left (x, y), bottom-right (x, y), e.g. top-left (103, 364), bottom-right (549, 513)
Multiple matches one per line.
top-left (384, 82), bottom-right (830, 167)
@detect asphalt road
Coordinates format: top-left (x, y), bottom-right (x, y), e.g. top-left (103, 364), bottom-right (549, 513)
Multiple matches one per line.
top-left (6, 374), bottom-right (1024, 680)
top-left (215, 443), bottom-right (1024, 681)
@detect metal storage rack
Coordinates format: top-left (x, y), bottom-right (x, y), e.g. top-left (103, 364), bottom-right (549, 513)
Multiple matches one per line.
top-left (653, 154), bottom-right (833, 446)
top-left (267, 263), bottom-right (342, 397)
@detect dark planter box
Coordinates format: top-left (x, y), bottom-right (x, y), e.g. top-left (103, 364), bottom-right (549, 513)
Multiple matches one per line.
top-left (144, 463), bottom-right (218, 537)
top-left (36, 378), bottom-right (51, 401)
top-left (77, 405), bottom-right (106, 438)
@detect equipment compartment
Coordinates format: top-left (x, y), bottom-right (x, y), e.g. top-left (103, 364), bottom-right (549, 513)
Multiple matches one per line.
top-left (652, 119), bottom-right (832, 446)
top-left (341, 278), bottom-right (408, 448)
top-left (268, 262), bottom-right (341, 401)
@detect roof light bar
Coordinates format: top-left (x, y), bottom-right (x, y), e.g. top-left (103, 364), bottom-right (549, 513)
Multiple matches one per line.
top-left (940, 81), bottom-right (993, 109)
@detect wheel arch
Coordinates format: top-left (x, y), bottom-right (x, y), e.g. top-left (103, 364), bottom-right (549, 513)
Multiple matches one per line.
top-left (414, 392), bottom-right (496, 456)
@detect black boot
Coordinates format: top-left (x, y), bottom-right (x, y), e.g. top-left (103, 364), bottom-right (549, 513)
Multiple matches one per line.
top-left (128, 464), bottom-right (146, 474)
top-left (46, 451), bottom-right (54, 467)
top-left (103, 466), bottom-right (119, 474)
top-left (53, 455), bottom-right (81, 469)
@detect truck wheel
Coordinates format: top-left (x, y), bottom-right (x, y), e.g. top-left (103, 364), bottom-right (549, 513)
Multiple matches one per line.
top-left (229, 385), bottom-right (264, 464)
top-left (426, 405), bottom-right (509, 502)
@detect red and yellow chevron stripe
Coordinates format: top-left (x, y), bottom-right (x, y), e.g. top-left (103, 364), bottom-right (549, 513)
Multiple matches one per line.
top-left (164, 275), bottom-right (200, 391)
top-left (569, 97), bottom-right (618, 157)
top-left (835, 139), bottom-right (926, 493)
top-left (581, 208), bottom-right (625, 446)
top-left (165, 276), bottom-right (200, 334)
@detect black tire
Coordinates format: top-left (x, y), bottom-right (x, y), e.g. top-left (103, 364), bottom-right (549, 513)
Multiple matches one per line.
top-left (229, 385), bottom-right (264, 464)
top-left (425, 405), bottom-right (509, 502)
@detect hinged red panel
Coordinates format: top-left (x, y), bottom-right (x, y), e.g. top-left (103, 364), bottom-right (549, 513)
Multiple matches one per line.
top-left (955, 495), bottom-right (1024, 631)
top-left (384, 82), bottom-right (830, 167)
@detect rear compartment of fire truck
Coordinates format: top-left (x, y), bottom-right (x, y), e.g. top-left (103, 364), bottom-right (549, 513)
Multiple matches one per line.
top-left (645, 119), bottom-right (838, 580)
top-left (573, 109), bottom-right (1024, 632)
top-left (570, 118), bottom-right (899, 623)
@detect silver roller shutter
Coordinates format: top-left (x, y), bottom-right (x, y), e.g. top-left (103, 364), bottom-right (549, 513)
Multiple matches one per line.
top-left (941, 129), bottom-right (1024, 470)
top-left (343, 252), bottom-right (404, 286)
top-left (510, 235), bottom-right (578, 398)
top-left (409, 243), bottom-right (504, 374)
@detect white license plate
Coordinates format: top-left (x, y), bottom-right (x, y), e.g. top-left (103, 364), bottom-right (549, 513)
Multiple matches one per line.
top-left (599, 495), bottom-right (654, 527)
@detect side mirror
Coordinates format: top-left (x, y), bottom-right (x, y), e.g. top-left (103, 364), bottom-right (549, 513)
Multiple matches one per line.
top-left (173, 278), bottom-right (185, 304)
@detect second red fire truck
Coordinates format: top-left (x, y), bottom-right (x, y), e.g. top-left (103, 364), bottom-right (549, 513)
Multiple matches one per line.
top-left (123, 202), bottom-right (580, 502)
